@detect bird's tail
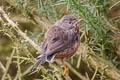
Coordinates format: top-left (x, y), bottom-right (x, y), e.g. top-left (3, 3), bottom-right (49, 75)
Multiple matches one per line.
top-left (31, 55), bottom-right (46, 72)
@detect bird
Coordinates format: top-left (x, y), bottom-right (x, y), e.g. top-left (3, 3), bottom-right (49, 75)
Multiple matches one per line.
top-left (31, 15), bottom-right (83, 75)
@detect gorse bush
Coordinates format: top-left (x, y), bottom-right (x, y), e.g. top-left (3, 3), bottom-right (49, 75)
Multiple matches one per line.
top-left (0, 0), bottom-right (120, 80)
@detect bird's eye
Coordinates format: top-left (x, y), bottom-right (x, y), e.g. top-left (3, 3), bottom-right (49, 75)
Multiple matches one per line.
top-left (69, 21), bottom-right (72, 24)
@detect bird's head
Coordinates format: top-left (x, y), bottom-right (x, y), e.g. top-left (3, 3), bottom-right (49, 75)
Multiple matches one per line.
top-left (55, 15), bottom-right (83, 30)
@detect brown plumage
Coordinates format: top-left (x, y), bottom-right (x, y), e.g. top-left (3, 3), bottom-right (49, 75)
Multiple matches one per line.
top-left (31, 15), bottom-right (83, 74)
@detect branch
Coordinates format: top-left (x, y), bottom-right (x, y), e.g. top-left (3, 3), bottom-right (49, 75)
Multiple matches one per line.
top-left (0, 7), bottom-right (41, 52)
top-left (81, 44), bottom-right (120, 80)
top-left (65, 62), bottom-right (89, 80)
top-left (87, 54), bottom-right (120, 80)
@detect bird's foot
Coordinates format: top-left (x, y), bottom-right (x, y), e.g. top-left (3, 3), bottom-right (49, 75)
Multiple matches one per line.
top-left (63, 67), bottom-right (69, 76)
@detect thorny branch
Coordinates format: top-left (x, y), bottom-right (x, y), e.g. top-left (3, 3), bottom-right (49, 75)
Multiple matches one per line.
top-left (0, 7), bottom-right (41, 52)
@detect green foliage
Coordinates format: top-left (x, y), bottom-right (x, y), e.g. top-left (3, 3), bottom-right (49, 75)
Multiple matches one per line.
top-left (66, 0), bottom-right (107, 42)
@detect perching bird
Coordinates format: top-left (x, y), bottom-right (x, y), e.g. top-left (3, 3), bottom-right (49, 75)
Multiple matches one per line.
top-left (31, 15), bottom-right (83, 75)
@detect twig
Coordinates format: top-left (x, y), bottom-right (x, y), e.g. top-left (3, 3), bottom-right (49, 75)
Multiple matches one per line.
top-left (16, 49), bottom-right (22, 80)
top-left (91, 64), bottom-right (98, 80)
top-left (0, 61), bottom-right (12, 80)
top-left (1, 48), bottom-right (15, 80)
top-left (65, 62), bottom-right (88, 80)
top-left (109, 1), bottom-right (120, 9)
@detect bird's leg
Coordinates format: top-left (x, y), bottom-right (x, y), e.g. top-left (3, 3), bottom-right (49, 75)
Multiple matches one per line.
top-left (62, 59), bottom-right (69, 75)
